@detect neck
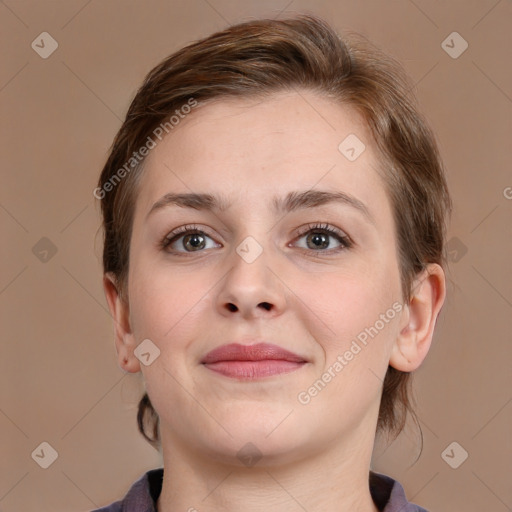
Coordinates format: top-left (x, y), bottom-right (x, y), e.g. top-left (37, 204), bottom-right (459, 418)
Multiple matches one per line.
top-left (156, 428), bottom-right (380, 512)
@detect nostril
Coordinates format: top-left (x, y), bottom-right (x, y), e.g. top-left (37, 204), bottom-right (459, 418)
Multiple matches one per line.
top-left (227, 303), bottom-right (238, 312)
top-left (259, 302), bottom-right (272, 310)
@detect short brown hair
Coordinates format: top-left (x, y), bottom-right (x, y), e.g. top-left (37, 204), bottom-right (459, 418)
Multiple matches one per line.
top-left (97, 14), bottom-right (451, 448)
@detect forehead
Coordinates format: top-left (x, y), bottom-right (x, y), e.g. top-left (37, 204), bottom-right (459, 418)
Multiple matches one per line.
top-left (136, 90), bottom-right (388, 218)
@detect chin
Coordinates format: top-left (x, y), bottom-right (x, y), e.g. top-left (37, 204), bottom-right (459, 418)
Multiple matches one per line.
top-left (203, 434), bottom-right (307, 469)
top-left (200, 416), bottom-right (310, 466)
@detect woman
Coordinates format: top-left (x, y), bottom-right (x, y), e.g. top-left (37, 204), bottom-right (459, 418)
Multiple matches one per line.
top-left (94, 14), bottom-right (450, 512)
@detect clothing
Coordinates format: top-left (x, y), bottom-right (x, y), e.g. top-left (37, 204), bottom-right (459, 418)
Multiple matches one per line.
top-left (92, 468), bottom-right (428, 511)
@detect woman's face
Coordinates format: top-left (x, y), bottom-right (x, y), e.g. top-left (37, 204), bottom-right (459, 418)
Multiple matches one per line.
top-left (124, 90), bottom-right (407, 464)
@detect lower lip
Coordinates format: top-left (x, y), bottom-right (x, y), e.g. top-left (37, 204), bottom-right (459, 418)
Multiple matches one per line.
top-left (203, 360), bottom-right (306, 379)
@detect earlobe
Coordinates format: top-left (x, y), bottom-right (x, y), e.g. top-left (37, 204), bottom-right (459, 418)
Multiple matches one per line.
top-left (103, 272), bottom-right (141, 373)
top-left (390, 264), bottom-right (446, 372)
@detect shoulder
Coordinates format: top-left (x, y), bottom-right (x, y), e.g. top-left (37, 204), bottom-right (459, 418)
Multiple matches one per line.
top-left (90, 498), bottom-right (123, 512)
top-left (91, 503), bottom-right (122, 512)
top-left (90, 468), bottom-right (163, 512)
top-left (370, 471), bottom-right (429, 512)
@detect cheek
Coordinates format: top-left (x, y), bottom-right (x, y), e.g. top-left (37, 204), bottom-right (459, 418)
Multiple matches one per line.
top-left (300, 274), bottom-right (401, 420)
top-left (301, 261), bottom-right (401, 350)
top-left (128, 254), bottom-right (212, 340)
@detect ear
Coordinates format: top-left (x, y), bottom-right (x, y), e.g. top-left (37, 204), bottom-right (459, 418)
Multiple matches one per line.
top-left (103, 272), bottom-right (141, 373)
top-left (390, 263), bottom-right (446, 372)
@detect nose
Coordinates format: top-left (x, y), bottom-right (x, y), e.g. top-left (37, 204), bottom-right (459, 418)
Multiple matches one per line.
top-left (215, 243), bottom-right (287, 320)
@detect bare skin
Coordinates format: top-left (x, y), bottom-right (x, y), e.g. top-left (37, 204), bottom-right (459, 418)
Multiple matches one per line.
top-left (104, 90), bottom-right (445, 512)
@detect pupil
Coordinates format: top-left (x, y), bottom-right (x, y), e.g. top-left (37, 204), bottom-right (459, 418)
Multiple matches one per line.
top-left (309, 232), bottom-right (328, 249)
top-left (185, 234), bottom-right (205, 250)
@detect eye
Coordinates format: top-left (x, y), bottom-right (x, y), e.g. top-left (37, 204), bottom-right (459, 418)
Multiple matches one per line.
top-left (292, 223), bottom-right (352, 253)
top-left (160, 224), bottom-right (220, 254)
top-left (160, 222), bottom-right (352, 256)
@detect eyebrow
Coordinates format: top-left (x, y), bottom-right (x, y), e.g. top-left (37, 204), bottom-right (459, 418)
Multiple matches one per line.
top-left (146, 190), bottom-right (374, 224)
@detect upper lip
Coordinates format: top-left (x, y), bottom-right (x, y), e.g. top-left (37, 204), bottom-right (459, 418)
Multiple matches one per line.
top-left (201, 343), bottom-right (306, 364)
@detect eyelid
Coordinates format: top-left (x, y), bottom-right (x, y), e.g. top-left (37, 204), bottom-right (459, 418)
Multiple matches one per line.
top-left (294, 222), bottom-right (351, 242)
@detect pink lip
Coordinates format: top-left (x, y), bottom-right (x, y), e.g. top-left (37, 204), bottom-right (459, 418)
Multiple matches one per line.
top-left (201, 343), bottom-right (307, 380)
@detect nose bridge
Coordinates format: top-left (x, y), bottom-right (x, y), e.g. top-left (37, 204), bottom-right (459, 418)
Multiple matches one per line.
top-left (216, 232), bottom-right (286, 318)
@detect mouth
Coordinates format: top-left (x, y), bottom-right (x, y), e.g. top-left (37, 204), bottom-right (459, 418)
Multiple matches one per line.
top-left (201, 342), bottom-right (308, 380)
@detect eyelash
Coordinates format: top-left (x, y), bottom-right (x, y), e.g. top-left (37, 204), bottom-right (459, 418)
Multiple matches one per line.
top-left (159, 223), bottom-right (353, 256)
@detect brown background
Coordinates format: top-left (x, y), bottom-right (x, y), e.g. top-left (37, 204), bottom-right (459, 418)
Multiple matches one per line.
top-left (1, 1), bottom-right (511, 511)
